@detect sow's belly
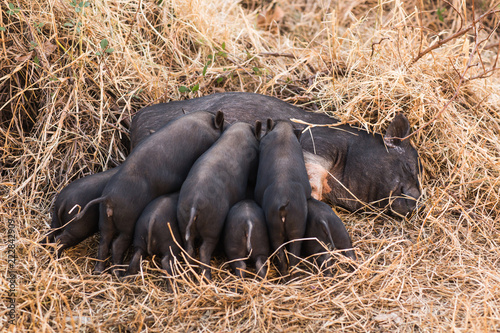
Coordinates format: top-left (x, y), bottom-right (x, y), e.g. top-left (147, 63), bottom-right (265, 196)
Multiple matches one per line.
top-left (129, 92), bottom-right (355, 207)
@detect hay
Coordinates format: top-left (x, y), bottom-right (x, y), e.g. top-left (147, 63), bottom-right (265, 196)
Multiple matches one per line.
top-left (1, 0), bottom-right (500, 331)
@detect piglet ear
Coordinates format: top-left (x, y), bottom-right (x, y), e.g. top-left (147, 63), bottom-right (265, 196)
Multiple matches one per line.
top-left (214, 110), bottom-right (224, 130)
top-left (293, 128), bottom-right (302, 141)
top-left (254, 120), bottom-right (262, 140)
top-left (384, 114), bottom-right (410, 148)
top-left (266, 118), bottom-right (274, 134)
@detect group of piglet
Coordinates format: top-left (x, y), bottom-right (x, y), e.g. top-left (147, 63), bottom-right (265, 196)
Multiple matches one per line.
top-left (42, 110), bottom-right (355, 281)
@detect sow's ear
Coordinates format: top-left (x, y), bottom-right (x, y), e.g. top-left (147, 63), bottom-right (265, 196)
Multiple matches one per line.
top-left (266, 118), bottom-right (275, 134)
top-left (214, 110), bottom-right (224, 130)
top-left (254, 120), bottom-right (262, 140)
top-left (384, 114), bottom-right (410, 148)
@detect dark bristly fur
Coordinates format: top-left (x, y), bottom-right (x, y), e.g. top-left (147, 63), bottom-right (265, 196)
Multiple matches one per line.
top-left (177, 121), bottom-right (261, 281)
top-left (223, 200), bottom-right (270, 279)
top-left (126, 193), bottom-right (181, 277)
top-left (130, 92), bottom-right (421, 216)
top-left (40, 167), bottom-right (119, 256)
top-left (77, 111), bottom-right (224, 275)
top-left (254, 119), bottom-right (311, 277)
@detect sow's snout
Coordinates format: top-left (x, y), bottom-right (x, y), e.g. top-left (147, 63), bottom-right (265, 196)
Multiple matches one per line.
top-left (389, 183), bottom-right (422, 217)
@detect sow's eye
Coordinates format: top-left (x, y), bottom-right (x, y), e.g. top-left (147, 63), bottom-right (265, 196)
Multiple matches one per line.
top-left (402, 161), bottom-right (418, 177)
top-left (403, 163), bottom-right (410, 172)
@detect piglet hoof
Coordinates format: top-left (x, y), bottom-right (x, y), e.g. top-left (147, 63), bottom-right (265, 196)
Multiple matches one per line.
top-left (93, 262), bottom-right (106, 275)
top-left (198, 264), bottom-right (213, 283)
top-left (120, 273), bottom-right (137, 283)
top-left (229, 286), bottom-right (244, 294)
top-left (111, 266), bottom-right (127, 279)
top-left (123, 267), bottom-right (139, 279)
top-left (322, 268), bottom-right (334, 278)
top-left (344, 250), bottom-right (357, 262)
top-left (255, 267), bottom-right (268, 281)
top-left (164, 277), bottom-right (176, 292)
top-left (200, 274), bottom-right (212, 284)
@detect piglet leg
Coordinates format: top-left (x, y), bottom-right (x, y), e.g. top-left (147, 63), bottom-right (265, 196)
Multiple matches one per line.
top-left (126, 248), bottom-right (145, 276)
top-left (255, 255), bottom-right (268, 279)
top-left (230, 260), bottom-right (247, 279)
top-left (111, 233), bottom-right (132, 277)
top-left (199, 239), bottom-right (217, 281)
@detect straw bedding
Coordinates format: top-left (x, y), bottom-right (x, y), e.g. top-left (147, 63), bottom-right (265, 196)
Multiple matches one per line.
top-left (1, 0), bottom-right (499, 331)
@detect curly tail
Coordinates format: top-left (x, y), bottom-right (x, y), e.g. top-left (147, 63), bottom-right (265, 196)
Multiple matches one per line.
top-left (279, 201), bottom-right (289, 223)
top-left (74, 196), bottom-right (107, 220)
top-left (147, 217), bottom-right (156, 255)
top-left (245, 220), bottom-right (253, 254)
top-left (185, 207), bottom-right (197, 243)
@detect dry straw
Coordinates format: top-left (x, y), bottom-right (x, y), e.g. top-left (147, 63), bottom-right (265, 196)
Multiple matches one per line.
top-left (1, 0), bottom-right (500, 331)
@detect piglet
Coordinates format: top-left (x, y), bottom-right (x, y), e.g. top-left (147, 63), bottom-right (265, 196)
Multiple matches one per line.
top-left (303, 198), bottom-right (356, 274)
top-left (40, 167), bottom-right (119, 256)
top-left (223, 200), bottom-right (269, 279)
top-left (254, 119), bottom-right (311, 277)
top-left (126, 193), bottom-right (181, 277)
top-left (177, 121), bottom-right (261, 281)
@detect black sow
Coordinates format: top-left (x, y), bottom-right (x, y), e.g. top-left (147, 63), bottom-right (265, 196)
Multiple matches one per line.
top-left (129, 92), bottom-right (422, 217)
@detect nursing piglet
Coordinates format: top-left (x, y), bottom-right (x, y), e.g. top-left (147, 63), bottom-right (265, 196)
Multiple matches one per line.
top-left (126, 193), bottom-right (181, 277)
top-left (223, 200), bottom-right (269, 279)
top-left (41, 167), bottom-right (119, 256)
top-left (254, 119), bottom-right (311, 276)
top-left (177, 121), bottom-right (261, 281)
top-left (303, 198), bottom-right (356, 274)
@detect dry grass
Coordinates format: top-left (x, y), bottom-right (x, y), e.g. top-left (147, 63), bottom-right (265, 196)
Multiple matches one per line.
top-left (1, 0), bottom-right (500, 331)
